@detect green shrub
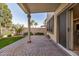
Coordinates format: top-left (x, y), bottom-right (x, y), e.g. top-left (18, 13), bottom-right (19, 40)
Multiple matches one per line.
top-left (7, 34), bottom-right (12, 37)
top-left (0, 35), bottom-right (3, 39)
top-left (35, 32), bottom-right (44, 35)
top-left (4, 31), bottom-right (12, 35)
top-left (23, 32), bottom-right (28, 37)
top-left (30, 32), bottom-right (33, 35)
top-left (23, 32), bottom-right (33, 37)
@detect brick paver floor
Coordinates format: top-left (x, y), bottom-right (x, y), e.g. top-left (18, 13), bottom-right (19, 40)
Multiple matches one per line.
top-left (0, 36), bottom-right (70, 56)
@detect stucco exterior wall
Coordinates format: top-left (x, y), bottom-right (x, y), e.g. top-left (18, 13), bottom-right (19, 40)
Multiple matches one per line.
top-left (37, 3), bottom-right (75, 50)
top-left (46, 4), bottom-right (70, 42)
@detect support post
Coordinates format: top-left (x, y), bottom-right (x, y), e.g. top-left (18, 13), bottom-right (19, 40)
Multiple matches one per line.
top-left (27, 14), bottom-right (31, 43)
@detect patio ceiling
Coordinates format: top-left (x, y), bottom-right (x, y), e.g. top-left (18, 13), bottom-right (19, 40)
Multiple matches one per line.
top-left (18, 3), bottom-right (61, 41)
top-left (18, 3), bottom-right (61, 14)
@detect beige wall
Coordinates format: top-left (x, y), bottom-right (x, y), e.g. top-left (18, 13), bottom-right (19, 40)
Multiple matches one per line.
top-left (46, 4), bottom-right (72, 42)
top-left (46, 4), bottom-right (68, 42)
top-left (45, 3), bottom-right (75, 50)
top-left (22, 28), bottom-right (47, 35)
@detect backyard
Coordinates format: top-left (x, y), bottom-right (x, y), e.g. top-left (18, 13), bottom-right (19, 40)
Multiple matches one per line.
top-left (0, 3), bottom-right (46, 51)
top-left (0, 36), bottom-right (23, 49)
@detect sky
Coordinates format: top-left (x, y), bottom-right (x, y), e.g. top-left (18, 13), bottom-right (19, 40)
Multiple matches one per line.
top-left (6, 3), bottom-right (47, 28)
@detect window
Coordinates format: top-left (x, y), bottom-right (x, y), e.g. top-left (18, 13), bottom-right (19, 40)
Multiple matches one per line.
top-left (47, 16), bottom-right (54, 34)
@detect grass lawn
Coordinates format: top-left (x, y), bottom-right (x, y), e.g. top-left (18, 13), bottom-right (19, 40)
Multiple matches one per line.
top-left (0, 36), bottom-right (23, 49)
top-left (3, 31), bottom-right (12, 35)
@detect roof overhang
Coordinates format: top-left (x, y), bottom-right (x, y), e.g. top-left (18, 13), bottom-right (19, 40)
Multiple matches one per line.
top-left (18, 3), bottom-right (61, 14)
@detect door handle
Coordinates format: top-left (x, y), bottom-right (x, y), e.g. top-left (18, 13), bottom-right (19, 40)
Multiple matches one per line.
top-left (68, 28), bottom-right (70, 32)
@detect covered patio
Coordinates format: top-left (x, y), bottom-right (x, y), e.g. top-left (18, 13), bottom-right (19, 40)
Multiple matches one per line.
top-left (18, 3), bottom-right (61, 43)
top-left (0, 3), bottom-right (77, 56)
top-left (0, 36), bottom-right (70, 56)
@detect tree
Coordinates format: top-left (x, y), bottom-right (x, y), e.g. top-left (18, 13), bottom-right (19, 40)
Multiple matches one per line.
top-left (17, 25), bottom-right (24, 35)
top-left (2, 3), bottom-right (12, 28)
top-left (30, 20), bottom-right (35, 28)
top-left (13, 24), bottom-right (24, 35)
top-left (0, 3), bottom-right (12, 33)
top-left (34, 22), bottom-right (38, 28)
top-left (30, 20), bottom-right (38, 28)
top-left (0, 4), bottom-right (12, 35)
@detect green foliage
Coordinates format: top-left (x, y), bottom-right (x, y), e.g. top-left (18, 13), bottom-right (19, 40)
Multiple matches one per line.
top-left (3, 31), bottom-right (12, 35)
top-left (30, 20), bottom-right (38, 28)
top-left (30, 20), bottom-right (35, 26)
top-left (23, 32), bottom-right (33, 37)
top-left (35, 32), bottom-right (44, 35)
top-left (7, 34), bottom-right (12, 37)
top-left (0, 4), bottom-right (12, 36)
top-left (30, 32), bottom-right (33, 35)
top-left (0, 36), bottom-right (23, 49)
top-left (34, 22), bottom-right (38, 28)
top-left (0, 35), bottom-right (3, 39)
top-left (1, 3), bottom-right (12, 28)
top-left (13, 24), bottom-right (24, 35)
top-left (34, 22), bottom-right (38, 25)
top-left (23, 32), bottom-right (28, 37)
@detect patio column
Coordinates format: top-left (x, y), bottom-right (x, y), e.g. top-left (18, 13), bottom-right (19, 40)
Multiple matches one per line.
top-left (27, 14), bottom-right (31, 43)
